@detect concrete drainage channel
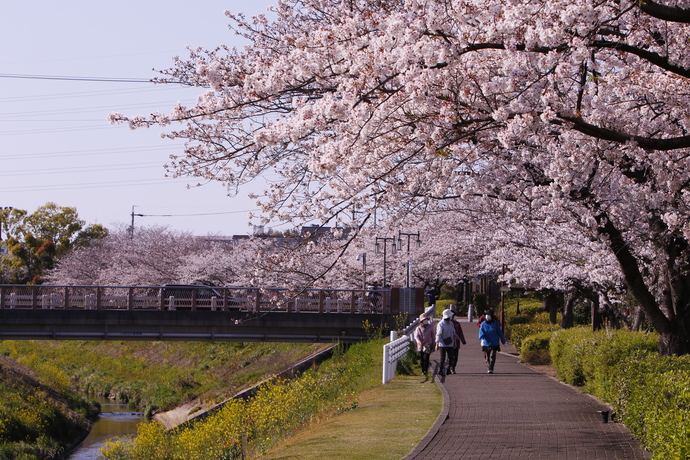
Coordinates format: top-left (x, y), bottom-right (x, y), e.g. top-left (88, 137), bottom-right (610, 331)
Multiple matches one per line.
top-left (155, 344), bottom-right (340, 430)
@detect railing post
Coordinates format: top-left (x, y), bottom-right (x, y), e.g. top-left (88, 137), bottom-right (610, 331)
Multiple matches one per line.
top-left (0, 286), bottom-right (4, 309)
top-left (254, 290), bottom-right (260, 313)
top-left (318, 290), bottom-right (325, 313)
top-left (96, 287), bottom-right (102, 310)
top-left (31, 286), bottom-right (37, 309)
top-left (350, 291), bottom-right (356, 314)
top-left (128, 287), bottom-right (134, 310)
top-left (64, 286), bottom-right (69, 309)
top-left (382, 343), bottom-right (390, 385)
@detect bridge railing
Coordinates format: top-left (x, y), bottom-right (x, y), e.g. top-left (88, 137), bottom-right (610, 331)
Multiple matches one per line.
top-left (0, 285), bottom-right (391, 314)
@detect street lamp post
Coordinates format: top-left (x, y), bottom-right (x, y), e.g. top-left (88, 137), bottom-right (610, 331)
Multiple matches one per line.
top-left (398, 230), bottom-right (422, 287)
top-left (375, 236), bottom-right (397, 287)
top-left (356, 253), bottom-right (367, 290)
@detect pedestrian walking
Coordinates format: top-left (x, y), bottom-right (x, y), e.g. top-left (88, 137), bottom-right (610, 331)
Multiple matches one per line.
top-left (413, 314), bottom-right (435, 378)
top-left (425, 286), bottom-right (439, 306)
top-left (435, 309), bottom-right (456, 376)
top-left (448, 310), bottom-right (466, 374)
top-left (477, 308), bottom-right (501, 362)
top-left (478, 308), bottom-right (506, 374)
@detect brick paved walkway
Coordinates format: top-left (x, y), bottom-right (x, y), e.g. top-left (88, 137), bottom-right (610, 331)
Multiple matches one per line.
top-left (404, 328), bottom-right (650, 460)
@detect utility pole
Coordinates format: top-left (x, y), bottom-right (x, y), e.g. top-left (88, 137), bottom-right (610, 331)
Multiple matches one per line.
top-left (130, 205), bottom-right (144, 239)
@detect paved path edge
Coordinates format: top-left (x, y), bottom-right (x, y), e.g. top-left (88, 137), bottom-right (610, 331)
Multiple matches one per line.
top-left (401, 375), bottom-right (450, 460)
top-left (400, 346), bottom-right (649, 460)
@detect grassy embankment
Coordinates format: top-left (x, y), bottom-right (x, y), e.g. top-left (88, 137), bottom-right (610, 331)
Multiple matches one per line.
top-left (0, 340), bottom-right (331, 417)
top-left (0, 354), bottom-right (97, 459)
top-left (98, 339), bottom-right (442, 460)
top-left (0, 340), bottom-right (331, 459)
top-left (0, 337), bottom-right (441, 460)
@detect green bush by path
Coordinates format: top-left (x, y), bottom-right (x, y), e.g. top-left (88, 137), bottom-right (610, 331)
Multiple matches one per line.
top-left (547, 327), bottom-right (689, 459)
top-left (520, 331), bottom-right (554, 365)
top-left (100, 340), bottom-right (386, 460)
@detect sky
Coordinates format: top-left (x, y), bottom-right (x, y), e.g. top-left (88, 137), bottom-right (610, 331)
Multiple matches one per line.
top-left (0, 1), bottom-right (276, 237)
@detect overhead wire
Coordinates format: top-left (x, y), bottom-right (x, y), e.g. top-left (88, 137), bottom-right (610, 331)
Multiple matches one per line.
top-left (0, 73), bottom-right (189, 85)
top-left (0, 73), bottom-right (154, 83)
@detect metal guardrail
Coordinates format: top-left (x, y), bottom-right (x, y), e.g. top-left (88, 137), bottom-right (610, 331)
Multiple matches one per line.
top-left (0, 285), bottom-right (391, 314)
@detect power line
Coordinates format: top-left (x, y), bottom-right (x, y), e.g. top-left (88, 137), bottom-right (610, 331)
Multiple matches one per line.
top-left (0, 161), bottom-right (163, 177)
top-left (139, 209), bottom-right (260, 218)
top-left (0, 73), bottom-right (154, 83)
top-left (0, 73), bottom-right (190, 85)
top-left (0, 144), bottom-right (176, 160)
top-left (0, 178), bottom-right (177, 192)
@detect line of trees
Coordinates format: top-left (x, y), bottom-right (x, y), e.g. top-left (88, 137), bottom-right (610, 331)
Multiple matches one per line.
top-left (0, 203), bottom-right (107, 284)
top-left (109, 0), bottom-right (690, 354)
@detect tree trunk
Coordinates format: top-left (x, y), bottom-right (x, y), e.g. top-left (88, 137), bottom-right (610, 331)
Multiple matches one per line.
top-left (632, 308), bottom-right (645, 331)
top-left (542, 291), bottom-right (559, 325)
top-left (561, 290), bottom-right (577, 329)
top-left (658, 319), bottom-right (690, 356)
top-left (591, 299), bottom-right (603, 331)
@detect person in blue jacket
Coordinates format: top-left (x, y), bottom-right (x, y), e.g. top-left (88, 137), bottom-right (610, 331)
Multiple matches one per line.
top-left (478, 308), bottom-right (506, 374)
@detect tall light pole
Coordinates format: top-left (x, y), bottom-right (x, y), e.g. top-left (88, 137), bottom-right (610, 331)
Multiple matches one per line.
top-left (398, 231), bottom-right (421, 287)
top-left (375, 236), bottom-right (397, 287)
top-left (356, 253), bottom-right (367, 289)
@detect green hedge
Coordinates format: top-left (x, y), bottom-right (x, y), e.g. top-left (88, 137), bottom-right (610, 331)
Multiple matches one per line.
top-left (548, 327), bottom-right (689, 459)
top-left (520, 331), bottom-right (554, 365)
top-left (510, 323), bottom-right (560, 353)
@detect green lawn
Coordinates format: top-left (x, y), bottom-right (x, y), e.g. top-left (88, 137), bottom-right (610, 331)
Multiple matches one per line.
top-left (259, 374), bottom-right (442, 460)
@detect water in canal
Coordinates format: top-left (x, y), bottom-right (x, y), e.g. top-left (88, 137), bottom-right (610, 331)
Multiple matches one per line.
top-left (67, 398), bottom-right (146, 460)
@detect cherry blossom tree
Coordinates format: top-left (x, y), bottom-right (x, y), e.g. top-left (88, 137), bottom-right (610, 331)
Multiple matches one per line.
top-left (112, 0), bottom-right (690, 354)
top-left (48, 226), bottom-right (232, 286)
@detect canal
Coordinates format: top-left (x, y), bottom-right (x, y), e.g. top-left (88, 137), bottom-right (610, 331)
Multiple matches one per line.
top-left (67, 398), bottom-right (146, 460)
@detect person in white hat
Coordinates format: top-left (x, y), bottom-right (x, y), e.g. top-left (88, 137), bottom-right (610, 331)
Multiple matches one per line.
top-left (435, 309), bottom-right (456, 376)
top-left (414, 314), bottom-right (435, 377)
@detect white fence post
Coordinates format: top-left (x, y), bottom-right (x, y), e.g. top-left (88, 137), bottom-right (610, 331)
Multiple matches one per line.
top-left (382, 334), bottom-right (412, 384)
top-left (382, 306), bottom-right (436, 384)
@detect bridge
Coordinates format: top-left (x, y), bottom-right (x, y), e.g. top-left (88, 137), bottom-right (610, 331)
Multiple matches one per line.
top-left (0, 285), bottom-right (425, 343)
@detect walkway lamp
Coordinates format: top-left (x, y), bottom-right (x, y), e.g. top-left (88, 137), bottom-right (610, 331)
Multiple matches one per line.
top-left (356, 253), bottom-right (367, 290)
top-left (375, 236), bottom-right (397, 287)
top-left (398, 231), bottom-right (422, 287)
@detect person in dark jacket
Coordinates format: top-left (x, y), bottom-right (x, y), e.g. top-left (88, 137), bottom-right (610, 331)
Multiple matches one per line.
top-left (478, 308), bottom-right (506, 374)
top-left (448, 310), bottom-right (466, 374)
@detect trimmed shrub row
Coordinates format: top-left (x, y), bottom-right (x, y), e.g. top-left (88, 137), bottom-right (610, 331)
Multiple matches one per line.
top-left (543, 327), bottom-right (689, 460)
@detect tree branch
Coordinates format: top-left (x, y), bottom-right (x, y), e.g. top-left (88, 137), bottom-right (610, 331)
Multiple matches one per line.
top-left (637, 0), bottom-right (690, 23)
top-left (558, 114), bottom-right (690, 151)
